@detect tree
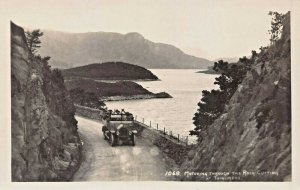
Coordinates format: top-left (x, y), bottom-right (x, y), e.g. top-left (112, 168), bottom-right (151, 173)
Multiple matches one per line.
top-left (51, 68), bottom-right (64, 83)
top-left (251, 50), bottom-right (258, 58)
top-left (191, 89), bottom-right (226, 137)
top-left (191, 60), bottom-right (247, 140)
top-left (268, 11), bottom-right (285, 45)
top-left (25, 29), bottom-right (44, 54)
top-left (42, 56), bottom-right (51, 62)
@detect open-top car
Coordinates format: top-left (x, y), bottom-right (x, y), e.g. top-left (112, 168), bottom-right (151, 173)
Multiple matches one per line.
top-left (102, 109), bottom-right (137, 146)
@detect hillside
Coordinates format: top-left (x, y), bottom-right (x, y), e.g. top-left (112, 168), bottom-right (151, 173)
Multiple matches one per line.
top-left (181, 12), bottom-right (291, 181)
top-left (65, 79), bottom-right (172, 102)
top-left (11, 22), bottom-right (82, 181)
top-left (63, 62), bottom-right (158, 80)
top-left (38, 30), bottom-right (213, 69)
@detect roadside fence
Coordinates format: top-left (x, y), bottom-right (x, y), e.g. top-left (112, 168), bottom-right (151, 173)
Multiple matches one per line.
top-left (134, 115), bottom-right (189, 146)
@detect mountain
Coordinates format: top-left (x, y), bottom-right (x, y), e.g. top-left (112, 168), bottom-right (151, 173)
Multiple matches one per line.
top-left (11, 22), bottom-right (82, 181)
top-left (38, 30), bottom-right (213, 69)
top-left (181, 12), bottom-right (291, 181)
top-left (62, 62), bottom-right (158, 80)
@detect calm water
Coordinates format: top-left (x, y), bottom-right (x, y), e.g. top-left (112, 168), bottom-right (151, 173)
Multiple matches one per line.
top-left (105, 69), bottom-right (218, 143)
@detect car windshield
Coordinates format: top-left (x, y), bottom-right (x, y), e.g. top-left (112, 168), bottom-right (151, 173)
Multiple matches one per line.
top-left (105, 109), bottom-right (134, 121)
top-left (109, 114), bottom-right (134, 121)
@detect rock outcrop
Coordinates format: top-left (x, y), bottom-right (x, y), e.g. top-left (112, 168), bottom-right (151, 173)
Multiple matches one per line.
top-left (62, 62), bottom-right (159, 80)
top-left (65, 79), bottom-right (172, 104)
top-left (181, 12), bottom-right (291, 181)
top-left (11, 22), bottom-right (82, 181)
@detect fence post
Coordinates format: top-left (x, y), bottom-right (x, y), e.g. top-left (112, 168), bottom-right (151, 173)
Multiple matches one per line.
top-left (186, 136), bottom-right (188, 145)
top-left (142, 118), bottom-right (144, 124)
top-left (135, 115), bottom-right (137, 121)
top-left (164, 127), bottom-right (165, 135)
top-left (178, 134), bottom-right (180, 142)
top-left (157, 123), bottom-right (158, 130)
top-left (170, 131), bottom-right (172, 137)
top-left (150, 121), bottom-right (151, 127)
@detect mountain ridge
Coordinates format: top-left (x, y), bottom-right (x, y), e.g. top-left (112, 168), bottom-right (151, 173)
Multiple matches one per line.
top-left (39, 30), bottom-right (212, 69)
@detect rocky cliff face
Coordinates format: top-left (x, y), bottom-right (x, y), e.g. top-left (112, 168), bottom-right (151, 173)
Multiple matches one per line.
top-left (181, 13), bottom-right (291, 181)
top-left (11, 22), bottom-right (82, 181)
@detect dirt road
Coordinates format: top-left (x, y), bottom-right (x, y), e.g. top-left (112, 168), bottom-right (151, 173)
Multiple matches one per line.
top-left (72, 116), bottom-right (169, 181)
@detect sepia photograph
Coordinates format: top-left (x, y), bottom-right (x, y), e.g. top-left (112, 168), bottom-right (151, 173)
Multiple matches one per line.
top-left (1, 0), bottom-right (300, 189)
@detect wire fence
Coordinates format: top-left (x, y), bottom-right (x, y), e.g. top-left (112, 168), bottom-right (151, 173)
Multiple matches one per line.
top-left (134, 115), bottom-right (189, 146)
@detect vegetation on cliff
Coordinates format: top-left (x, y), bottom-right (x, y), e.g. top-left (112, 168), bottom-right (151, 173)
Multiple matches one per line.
top-left (191, 11), bottom-right (288, 140)
top-left (11, 22), bottom-right (82, 181)
top-left (184, 12), bottom-right (291, 181)
top-left (62, 62), bottom-right (159, 80)
top-left (191, 59), bottom-right (251, 137)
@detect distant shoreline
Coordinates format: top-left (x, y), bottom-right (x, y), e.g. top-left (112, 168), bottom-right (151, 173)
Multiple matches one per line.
top-left (196, 69), bottom-right (220, 75)
top-left (101, 93), bottom-right (172, 102)
top-left (64, 76), bottom-right (160, 83)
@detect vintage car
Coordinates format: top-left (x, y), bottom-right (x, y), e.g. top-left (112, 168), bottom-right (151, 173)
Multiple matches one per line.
top-left (102, 109), bottom-right (137, 146)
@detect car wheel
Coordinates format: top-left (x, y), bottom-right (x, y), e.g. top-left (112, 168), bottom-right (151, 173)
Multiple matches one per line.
top-left (110, 133), bottom-right (115, 147)
top-left (131, 135), bottom-right (135, 146)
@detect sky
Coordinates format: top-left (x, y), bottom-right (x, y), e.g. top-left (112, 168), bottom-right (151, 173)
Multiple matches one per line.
top-left (1, 0), bottom-right (291, 60)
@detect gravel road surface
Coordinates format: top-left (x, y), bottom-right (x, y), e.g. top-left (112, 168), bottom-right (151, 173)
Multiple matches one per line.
top-left (72, 116), bottom-right (169, 181)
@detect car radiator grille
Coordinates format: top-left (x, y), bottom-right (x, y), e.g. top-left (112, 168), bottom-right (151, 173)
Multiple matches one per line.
top-left (119, 128), bottom-right (129, 136)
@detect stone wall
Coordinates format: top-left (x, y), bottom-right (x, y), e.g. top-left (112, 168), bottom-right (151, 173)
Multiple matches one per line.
top-left (134, 123), bottom-right (191, 167)
top-left (75, 105), bottom-right (104, 121)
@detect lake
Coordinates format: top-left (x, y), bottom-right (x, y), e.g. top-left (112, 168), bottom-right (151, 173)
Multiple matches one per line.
top-left (105, 69), bottom-right (218, 143)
